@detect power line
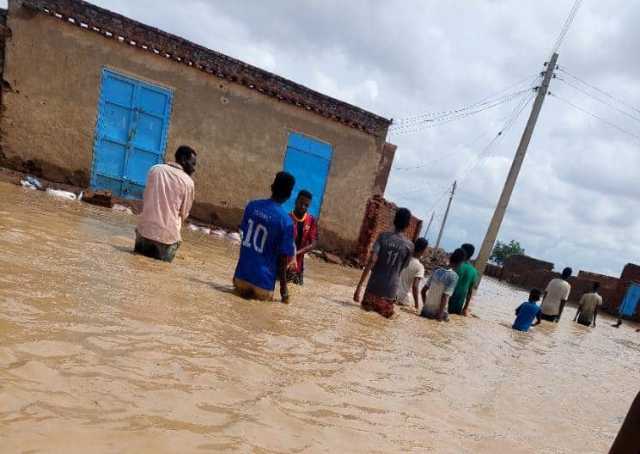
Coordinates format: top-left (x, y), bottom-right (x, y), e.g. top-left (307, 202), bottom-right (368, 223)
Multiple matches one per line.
top-left (392, 129), bottom-right (491, 172)
top-left (389, 88), bottom-right (533, 135)
top-left (456, 90), bottom-right (536, 185)
top-left (391, 74), bottom-right (539, 128)
top-left (550, 0), bottom-right (583, 56)
top-left (556, 77), bottom-right (640, 124)
top-left (558, 66), bottom-right (640, 117)
top-left (549, 92), bottom-right (640, 143)
top-left (388, 90), bottom-right (535, 216)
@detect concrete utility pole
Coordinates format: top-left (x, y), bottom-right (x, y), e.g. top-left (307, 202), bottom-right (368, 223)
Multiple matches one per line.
top-left (475, 53), bottom-right (559, 278)
top-left (424, 212), bottom-right (435, 238)
top-left (434, 180), bottom-right (456, 252)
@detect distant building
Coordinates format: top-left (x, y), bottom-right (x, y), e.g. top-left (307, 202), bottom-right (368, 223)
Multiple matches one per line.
top-left (0, 0), bottom-right (397, 254)
top-left (485, 254), bottom-right (640, 320)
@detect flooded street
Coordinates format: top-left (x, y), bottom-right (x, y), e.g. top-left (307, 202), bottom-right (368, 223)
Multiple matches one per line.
top-left (0, 181), bottom-right (638, 453)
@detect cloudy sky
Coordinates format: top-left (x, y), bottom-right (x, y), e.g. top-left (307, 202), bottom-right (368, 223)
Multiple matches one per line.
top-left (23, 0), bottom-right (639, 276)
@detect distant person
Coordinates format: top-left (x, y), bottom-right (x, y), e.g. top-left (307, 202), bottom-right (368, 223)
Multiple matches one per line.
top-left (512, 289), bottom-right (542, 332)
top-left (420, 248), bottom-right (465, 321)
top-left (353, 208), bottom-right (414, 318)
top-left (134, 145), bottom-right (196, 263)
top-left (609, 391), bottom-right (640, 453)
top-left (574, 282), bottom-right (603, 327)
top-left (233, 172), bottom-right (295, 303)
top-left (396, 238), bottom-right (429, 310)
top-left (449, 243), bottom-right (479, 316)
top-left (540, 267), bottom-right (572, 322)
top-left (287, 190), bottom-right (318, 285)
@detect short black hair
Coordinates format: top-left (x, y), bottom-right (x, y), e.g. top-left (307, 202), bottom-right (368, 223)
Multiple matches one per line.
top-left (272, 171), bottom-right (295, 200)
top-left (394, 207), bottom-right (412, 231)
top-left (414, 237), bottom-right (429, 253)
top-left (297, 189), bottom-right (312, 200)
top-left (450, 248), bottom-right (466, 267)
top-left (461, 243), bottom-right (475, 260)
top-left (529, 288), bottom-right (542, 301)
top-left (593, 282), bottom-right (601, 292)
top-left (562, 267), bottom-right (573, 279)
top-left (175, 145), bottom-right (196, 162)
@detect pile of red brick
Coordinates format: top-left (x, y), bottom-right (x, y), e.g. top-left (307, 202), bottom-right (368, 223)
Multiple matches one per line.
top-left (354, 195), bottom-right (423, 266)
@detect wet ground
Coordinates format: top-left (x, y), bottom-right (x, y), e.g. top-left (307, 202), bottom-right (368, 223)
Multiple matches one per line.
top-left (0, 180), bottom-right (638, 453)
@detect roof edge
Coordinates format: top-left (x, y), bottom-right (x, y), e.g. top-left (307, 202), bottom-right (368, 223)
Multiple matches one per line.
top-left (19, 0), bottom-right (391, 137)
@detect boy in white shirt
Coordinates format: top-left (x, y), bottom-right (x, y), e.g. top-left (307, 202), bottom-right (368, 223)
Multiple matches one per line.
top-left (420, 248), bottom-right (466, 321)
top-left (396, 238), bottom-right (429, 309)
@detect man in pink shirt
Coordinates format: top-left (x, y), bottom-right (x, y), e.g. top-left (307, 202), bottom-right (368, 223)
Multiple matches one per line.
top-left (134, 145), bottom-right (197, 262)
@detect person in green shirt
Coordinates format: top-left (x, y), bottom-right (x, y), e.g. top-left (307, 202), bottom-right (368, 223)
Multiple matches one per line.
top-left (448, 243), bottom-right (479, 316)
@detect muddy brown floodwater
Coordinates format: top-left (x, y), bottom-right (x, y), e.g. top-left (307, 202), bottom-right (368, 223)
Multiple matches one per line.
top-left (0, 181), bottom-right (639, 453)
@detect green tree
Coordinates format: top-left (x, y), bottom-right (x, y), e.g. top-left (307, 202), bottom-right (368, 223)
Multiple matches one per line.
top-left (490, 240), bottom-right (525, 265)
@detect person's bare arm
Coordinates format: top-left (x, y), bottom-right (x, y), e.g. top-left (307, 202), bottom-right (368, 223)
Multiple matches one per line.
top-left (462, 288), bottom-right (475, 316)
top-left (557, 300), bottom-right (567, 321)
top-left (411, 277), bottom-right (421, 310)
top-left (354, 255), bottom-right (376, 302)
top-left (279, 255), bottom-right (289, 303)
top-left (533, 312), bottom-right (542, 326)
top-left (296, 240), bottom-right (317, 256)
top-left (180, 183), bottom-right (195, 224)
top-left (421, 283), bottom-right (429, 304)
top-left (592, 306), bottom-right (599, 327)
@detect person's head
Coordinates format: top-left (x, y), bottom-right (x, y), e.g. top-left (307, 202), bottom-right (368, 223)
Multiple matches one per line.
top-left (461, 243), bottom-right (475, 261)
top-left (175, 145), bottom-right (197, 176)
top-left (414, 237), bottom-right (429, 258)
top-left (394, 207), bottom-right (412, 232)
top-left (271, 171), bottom-right (295, 203)
top-left (449, 248), bottom-right (466, 268)
top-left (593, 282), bottom-right (601, 292)
top-left (529, 288), bottom-right (542, 302)
top-left (294, 190), bottom-right (312, 216)
top-left (562, 267), bottom-right (573, 280)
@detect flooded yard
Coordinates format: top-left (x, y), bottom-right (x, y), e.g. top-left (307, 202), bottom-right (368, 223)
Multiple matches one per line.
top-left (0, 181), bottom-right (638, 453)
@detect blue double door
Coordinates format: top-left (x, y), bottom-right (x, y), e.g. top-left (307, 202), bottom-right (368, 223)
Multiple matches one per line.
top-left (282, 132), bottom-right (333, 219)
top-left (91, 69), bottom-right (173, 199)
top-left (620, 282), bottom-right (640, 317)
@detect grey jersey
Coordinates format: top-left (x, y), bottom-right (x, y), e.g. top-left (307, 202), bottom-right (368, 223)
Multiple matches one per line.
top-left (365, 232), bottom-right (413, 299)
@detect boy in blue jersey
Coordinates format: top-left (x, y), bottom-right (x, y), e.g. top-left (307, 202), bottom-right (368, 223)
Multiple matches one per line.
top-left (512, 289), bottom-right (542, 332)
top-left (233, 172), bottom-right (296, 303)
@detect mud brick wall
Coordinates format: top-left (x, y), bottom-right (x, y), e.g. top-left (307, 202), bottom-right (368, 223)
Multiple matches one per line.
top-left (355, 195), bottom-right (422, 265)
top-left (484, 263), bottom-right (503, 279)
top-left (577, 271), bottom-right (619, 290)
top-left (502, 255), bottom-right (554, 282)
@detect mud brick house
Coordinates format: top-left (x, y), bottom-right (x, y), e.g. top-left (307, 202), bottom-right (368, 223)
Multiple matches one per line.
top-left (0, 0), bottom-right (398, 255)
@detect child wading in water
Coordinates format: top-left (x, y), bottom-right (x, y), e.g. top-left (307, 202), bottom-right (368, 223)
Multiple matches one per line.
top-left (353, 208), bottom-right (414, 319)
top-left (512, 289), bottom-right (542, 332)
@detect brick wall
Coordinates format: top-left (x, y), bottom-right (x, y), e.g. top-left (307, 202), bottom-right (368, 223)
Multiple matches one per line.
top-left (502, 255), bottom-right (554, 282)
top-left (577, 270), bottom-right (619, 289)
top-left (355, 195), bottom-right (422, 265)
top-left (495, 254), bottom-right (623, 307)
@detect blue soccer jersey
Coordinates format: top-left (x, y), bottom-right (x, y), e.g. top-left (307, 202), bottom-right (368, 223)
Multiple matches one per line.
top-left (234, 199), bottom-right (295, 291)
top-left (513, 301), bottom-right (541, 332)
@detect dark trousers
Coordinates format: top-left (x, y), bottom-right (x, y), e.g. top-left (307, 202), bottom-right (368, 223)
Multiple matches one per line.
top-left (134, 233), bottom-right (180, 263)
